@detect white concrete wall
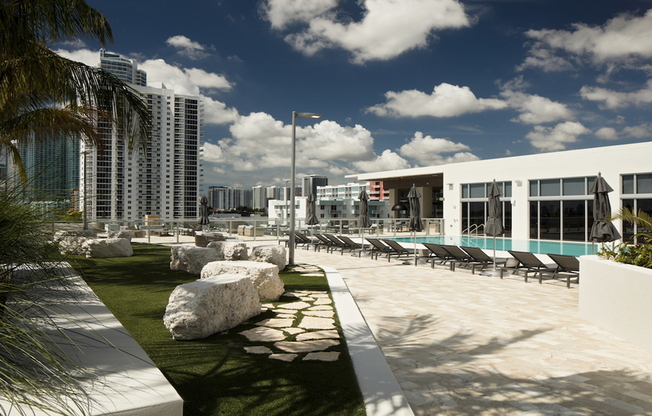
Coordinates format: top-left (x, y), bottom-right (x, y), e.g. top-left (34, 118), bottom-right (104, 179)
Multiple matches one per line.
top-left (439, 141), bottom-right (652, 237)
top-left (579, 255), bottom-right (652, 355)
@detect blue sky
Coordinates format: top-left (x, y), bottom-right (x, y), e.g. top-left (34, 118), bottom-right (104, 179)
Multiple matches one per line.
top-left (58, 0), bottom-right (652, 189)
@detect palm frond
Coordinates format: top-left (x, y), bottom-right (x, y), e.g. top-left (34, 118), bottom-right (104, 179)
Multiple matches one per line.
top-left (0, 0), bottom-right (112, 57)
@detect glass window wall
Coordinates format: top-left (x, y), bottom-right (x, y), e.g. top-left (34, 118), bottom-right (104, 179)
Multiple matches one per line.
top-left (621, 173), bottom-right (652, 241)
top-left (461, 181), bottom-right (512, 237)
top-left (529, 177), bottom-right (595, 241)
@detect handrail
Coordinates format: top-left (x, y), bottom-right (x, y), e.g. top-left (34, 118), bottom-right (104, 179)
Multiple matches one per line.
top-left (462, 223), bottom-right (485, 236)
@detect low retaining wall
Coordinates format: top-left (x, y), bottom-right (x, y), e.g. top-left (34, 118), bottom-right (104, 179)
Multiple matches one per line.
top-left (579, 255), bottom-right (652, 355)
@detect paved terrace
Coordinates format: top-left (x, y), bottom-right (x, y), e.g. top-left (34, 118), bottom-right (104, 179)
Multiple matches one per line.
top-left (144, 235), bottom-right (652, 415)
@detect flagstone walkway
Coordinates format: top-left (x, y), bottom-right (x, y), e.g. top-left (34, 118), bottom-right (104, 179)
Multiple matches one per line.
top-left (287, 247), bottom-right (652, 416)
top-left (238, 264), bottom-right (343, 362)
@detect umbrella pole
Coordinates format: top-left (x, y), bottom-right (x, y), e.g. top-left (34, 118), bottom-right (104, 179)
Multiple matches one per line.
top-left (414, 230), bottom-right (417, 266)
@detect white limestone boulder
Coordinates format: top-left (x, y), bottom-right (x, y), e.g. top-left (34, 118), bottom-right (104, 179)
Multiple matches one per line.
top-left (54, 230), bottom-right (95, 255)
top-left (201, 261), bottom-right (284, 301)
top-left (207, 241), bottom-right (248, 261)
top-left (249, 245), bottom-right (287, 272)
top-left (108, 230), bottom-right (133, 241)
top-left (170, 246), bottom-right (220, 275)
top-left (163, 274), bottom-right (261, 340)
top-left (83, 238), bottom-right (133, 258)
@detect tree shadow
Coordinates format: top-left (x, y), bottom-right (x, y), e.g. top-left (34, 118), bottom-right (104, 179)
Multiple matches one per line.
top-left (363, 313), bottom-right (652, 415)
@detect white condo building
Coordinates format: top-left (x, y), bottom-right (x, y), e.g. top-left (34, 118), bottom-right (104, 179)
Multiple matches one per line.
top-left (268, 182), bottom-right (389, 223)
top-left (82, 51), bottom-right (203, 221)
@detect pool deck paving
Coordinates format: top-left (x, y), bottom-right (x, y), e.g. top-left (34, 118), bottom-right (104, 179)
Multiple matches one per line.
top-left (286, 245), bottom-right (652, 416)
top-left (34, 233), bottom-right (651, 416)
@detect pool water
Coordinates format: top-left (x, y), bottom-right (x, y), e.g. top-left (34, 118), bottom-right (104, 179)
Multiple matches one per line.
top-left (391, 236), bottom-right (597, 257)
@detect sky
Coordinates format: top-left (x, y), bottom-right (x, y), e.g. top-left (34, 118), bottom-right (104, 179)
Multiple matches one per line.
top-left (57, 0), bottom-right (652, 189)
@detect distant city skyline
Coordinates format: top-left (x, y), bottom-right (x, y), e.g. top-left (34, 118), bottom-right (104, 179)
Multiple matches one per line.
top-left (55, 0), bottom-right (652, 189)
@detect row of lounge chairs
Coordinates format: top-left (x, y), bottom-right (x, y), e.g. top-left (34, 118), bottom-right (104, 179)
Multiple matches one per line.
top-left (286, 232), bottom-right (580, 288)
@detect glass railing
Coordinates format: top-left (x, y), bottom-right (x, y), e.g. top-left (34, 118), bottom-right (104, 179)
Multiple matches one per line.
top-left (49, 217), bottom-right (445, 244)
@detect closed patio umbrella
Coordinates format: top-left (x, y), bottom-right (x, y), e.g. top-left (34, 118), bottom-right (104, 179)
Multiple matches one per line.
top-left (305, 193), bottom-right (319, 226)
top-left (482, 180), bottom-right (504, 275)
top-left (198, 196), bottom-right (210, 231)
top-left (405, 184), bottom-right (422, 265)
top-left (358, 189), bottom-right (372, 255)
top-left (589, 173), bottom-right (621, 244)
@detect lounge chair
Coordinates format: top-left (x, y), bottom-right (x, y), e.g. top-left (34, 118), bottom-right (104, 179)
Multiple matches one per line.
top-left (337, 235), bottom-right (366, 256)
top-left (365, 238), bottom-right (393, 260)
top-left (422, 243), bottom-right (454, 269)
top-left (381, 239), bottom-right (415, 262)
top-left (507, 251), bottom-right (558, 283)
top-left (324, 234), bottom-right (352, 255)
top-left (441, 245), bottom-right (482, 273)
top-left (295, 231), bottom-right (319, 250)
top-left (313, 233), bottom-right (336, 252)
top-left (461, 246), bottom-right (508, 275)
top-left (547, 253), bottom-right (580, 288)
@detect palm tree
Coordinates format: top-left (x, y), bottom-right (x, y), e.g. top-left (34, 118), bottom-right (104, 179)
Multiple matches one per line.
top-left (0, 1), bottom-right (151, 413)
top-left (611, 207), bottom-right (652, 243)
top-left (0, 0), bottom-right (152, 182)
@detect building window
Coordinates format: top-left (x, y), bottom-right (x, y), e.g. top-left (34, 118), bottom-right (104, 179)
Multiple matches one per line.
top-left (529, 176), bottom-right (596, 241)
top-left (461, 181), bottom-right (512, 237)
top-left (621, 173), bottom-right (652, 241)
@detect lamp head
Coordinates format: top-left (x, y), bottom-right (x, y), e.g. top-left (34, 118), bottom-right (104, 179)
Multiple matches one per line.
top-left (295, 112), bottom-right (322, 119)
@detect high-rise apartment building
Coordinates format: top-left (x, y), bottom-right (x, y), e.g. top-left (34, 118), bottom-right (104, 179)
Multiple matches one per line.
top-left (302, 174), bottom-right (327, 197)
top-left (82, 51), bottom-right (202, 220)
top-left (208, 185), bottom-right (245, 210)
top-left (12, 134), bottom-right (79, 214)
top-left (99, 49), bottom-right (147, 86)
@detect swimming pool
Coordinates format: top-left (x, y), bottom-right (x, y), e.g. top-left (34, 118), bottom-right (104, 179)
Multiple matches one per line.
top-left (391, 236), bottom-right (597, 257)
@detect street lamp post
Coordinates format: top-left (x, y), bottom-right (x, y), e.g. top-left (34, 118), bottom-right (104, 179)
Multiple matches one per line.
top-left (81, 150), bottom-right (88, 230)
top-left (289, 111), bottom-right (322, 266)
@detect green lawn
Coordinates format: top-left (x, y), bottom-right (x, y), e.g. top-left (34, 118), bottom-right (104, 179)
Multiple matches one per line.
top-left (69, 243), bottom-right (366, 416)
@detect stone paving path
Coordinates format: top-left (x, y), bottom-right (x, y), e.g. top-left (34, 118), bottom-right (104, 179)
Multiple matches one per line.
top-left (238, 264), bottom-right (342, 362)
top-left (291, 248), bottom-right (652, 416)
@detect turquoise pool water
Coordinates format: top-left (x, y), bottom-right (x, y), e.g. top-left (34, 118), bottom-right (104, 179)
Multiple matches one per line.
top-left (391, 236), bottom-right (596, 257)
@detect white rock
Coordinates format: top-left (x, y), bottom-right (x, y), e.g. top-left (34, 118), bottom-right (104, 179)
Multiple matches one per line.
top-left (170, 245), bottom-right (221, 275)
top-left (200, 261), bottom-right (284, 301)
top-left (84, 238), bottom-right (133, 258)
top-left (249, 245), bottom-right (287, 272)
top-left (163, 274), bottom-right (261, 341)
top-left (207, 241), bottom-right (248, 261)
top-left (54, 230), bottom-right (94, 255)
top-left (108, 230), bottom-right (133, 241)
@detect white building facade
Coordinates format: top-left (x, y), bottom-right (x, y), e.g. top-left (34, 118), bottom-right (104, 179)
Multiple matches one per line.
top-left (268, 182), bottom-right (390, 223)
top-left (83, 52), bottom-right (203, 220)
top-left (351, 141), bottom-right (652, 243)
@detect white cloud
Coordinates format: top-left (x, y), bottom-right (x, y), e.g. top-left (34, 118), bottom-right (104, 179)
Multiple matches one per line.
top-left (303, 121), bottom-right (376, 162)
top-left (352, 149), bottom-right (410, 172)
top-left (580, 80), bottom-right (652, 109)
top-left (260, 0), bottom-right (338, 29)
top-left (367, 81), bottom-right (572, 125)
top-left (525, 121), bottom-right (591, 151)
top-left (595, 127), bottom-right (619, 140)
top-left (367, 83), bottom-right (507, 118)
top-left (520, 9), bottom-right (652, 72)
top-left (184, 68), bottom-right (233, 91)
top-left (262, 0), bottom-right (470, 63)
top-left (56, 48), bottom-right (238, 125)
top-left (398, 132), bottom-right (477, 165)
top-left (623, 123), bottom-right (652, 139)
top-left (166, 35), bottom-right (210, 60)
top-left (54, 48), bottom-right (100, 66)
top-left (500, 89), bottom-right (574, 124)
top-left (210, 113), bottom-right (378, 175)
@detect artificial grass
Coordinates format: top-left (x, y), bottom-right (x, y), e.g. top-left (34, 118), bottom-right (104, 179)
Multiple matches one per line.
top-left (69, 243), bottom-right (366, 416)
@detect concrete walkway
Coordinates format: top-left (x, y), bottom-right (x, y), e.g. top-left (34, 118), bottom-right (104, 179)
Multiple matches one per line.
top-left (289, 247), bottom-right (652, 416)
